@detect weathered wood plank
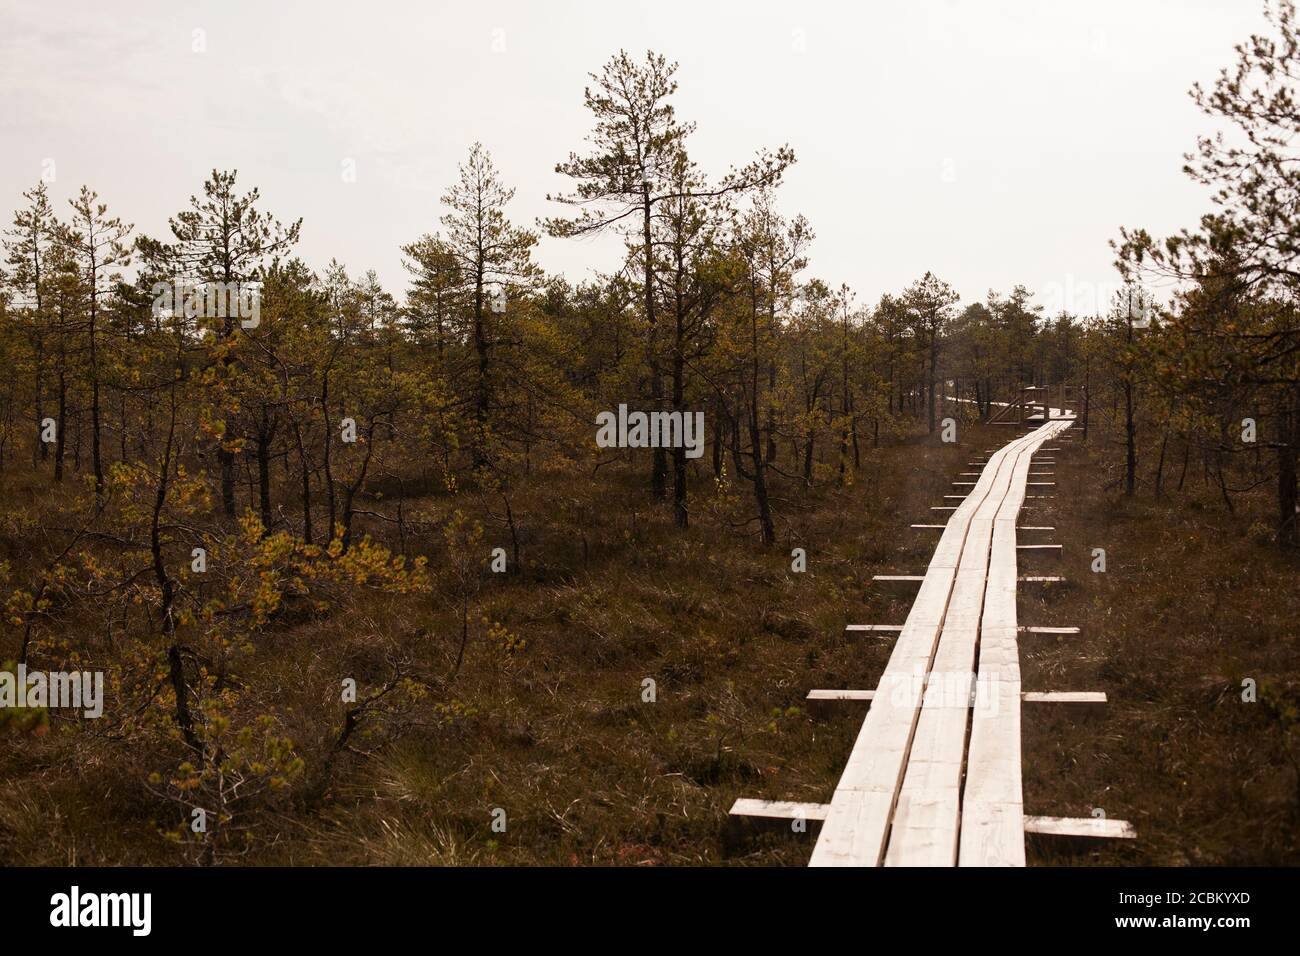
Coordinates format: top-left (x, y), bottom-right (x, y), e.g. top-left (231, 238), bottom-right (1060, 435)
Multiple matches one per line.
top-left (807, 689), bottom-right (875, 702)
top-left (961, 418), bottom-right (1074, 867)
top-left (1024, 815), bottom-right (1135, 840)
top-left (1022, 691), bottom-right (1106, 704)
top-left (729, 798), bottom-right (830, 822)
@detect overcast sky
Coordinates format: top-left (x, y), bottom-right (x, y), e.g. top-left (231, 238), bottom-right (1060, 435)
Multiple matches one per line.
top-left (0, 0), bottom-right (1266, 314)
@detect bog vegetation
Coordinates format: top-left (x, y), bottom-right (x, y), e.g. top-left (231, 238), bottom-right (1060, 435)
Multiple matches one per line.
top-left (1, 8), bottom-right (1298, 864)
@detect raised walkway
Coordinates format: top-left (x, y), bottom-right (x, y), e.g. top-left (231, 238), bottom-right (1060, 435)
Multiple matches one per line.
top-left (812, 414), bottom-right (1072, 865)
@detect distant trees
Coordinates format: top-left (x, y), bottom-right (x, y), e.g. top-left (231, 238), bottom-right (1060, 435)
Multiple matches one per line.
top-left (547, 49), bottom-right (794, 511)
top-left (725, 191), bottom-right (811, 544)
top-left (65, 186), bottom-right (132, 498)
top-left (652, 151), bottom-right (727, 526)
top-left (3, 182), bottom-right (56, 466)
top-left (546, 51), bottom-right (694, 503)
top-left (440, 143), bottom-right (539, 471)
top-left (1117, 0), bottom-right (1300, 546)
top-left (139, 169), bottom-right (301, 518)
top-left (903, 272), bottom-right (959, 433)
top-left (401, 234), bottom-right (462, 360)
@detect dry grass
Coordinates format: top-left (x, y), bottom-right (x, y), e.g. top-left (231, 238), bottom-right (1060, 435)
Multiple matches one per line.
top-left (2, 411), bottom-right (1296, 866)
top-left (1020, 427), bottom-right (1300, 865)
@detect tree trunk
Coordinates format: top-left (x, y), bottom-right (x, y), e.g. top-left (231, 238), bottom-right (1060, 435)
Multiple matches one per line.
top-left (322, 375), bottom-right (335, 541)
top-left (643, 185), bottom-right (666, 501)
top-left (218, 447), bottom-right (236, 517)
top-left (89, 359), bottom-right (103, 497)
top-left (295, 421), bottom-right (313, 545)
top-left (257, 428), bottom-right (273, 535)
top-left (1154, 421), bottom-right (1170, 499)
top-left (803, 423), bottom-right (816, 485)
top-left (672, 342), bottom-right (688, 528)
top-left (472, 265), bottom-right (491, 470)
top-left (928, 333), bottom-right (938, 433)
top-left (54, 368), bottom-right (66, 482)
top-left (1124, 379), bottom-right (1136, 496)
top-left (748, 405), bottom-right (775, 545)
top-left (1278, 390), bottom-right (1298, 548)
top-left (34, 339), bottom-right (47, 465)
top-left (711, 412), bottom-right (723, 481)
top-left (154, 383), bottom-right (201, 760)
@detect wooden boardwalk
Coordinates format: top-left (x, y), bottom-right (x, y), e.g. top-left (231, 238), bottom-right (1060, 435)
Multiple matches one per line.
top-left (808, 415), bottom-right (1074, 866)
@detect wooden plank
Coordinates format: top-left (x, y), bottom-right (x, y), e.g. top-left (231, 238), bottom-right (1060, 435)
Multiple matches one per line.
top-left (1020, 575), bottom-right (1066, 583)
top-left (873, 574), bottom-right (924, 583)
top-left (845, 624), bottom-right (903, 632)
top-left (1024, 815), bottom-right (1135, 840)
top-left (807, 689), bottom-right (875, 702)
top-left (960, 417), bottom-right (1074, 867)
top-left (729, 798), bottom-right (830, 822)
top-left (1022, 691), bottom-right (1106, 704)
top-left (1019, 626), bottom-right (1080, 635)
top-left (1017, 544), bottom-right (1062, 552)
top-left (910, 524), bottom-right (947, 529)
top-left (808, 688), bottom-right (1101, 706)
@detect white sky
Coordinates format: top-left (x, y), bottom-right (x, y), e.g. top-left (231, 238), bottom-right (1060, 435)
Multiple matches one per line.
top-left (0, 0), bottom-right (1266, 313)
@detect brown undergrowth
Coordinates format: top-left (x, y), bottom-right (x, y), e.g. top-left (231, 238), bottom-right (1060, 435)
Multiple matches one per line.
top-left (1, 413), bottom-right (1295, 866)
